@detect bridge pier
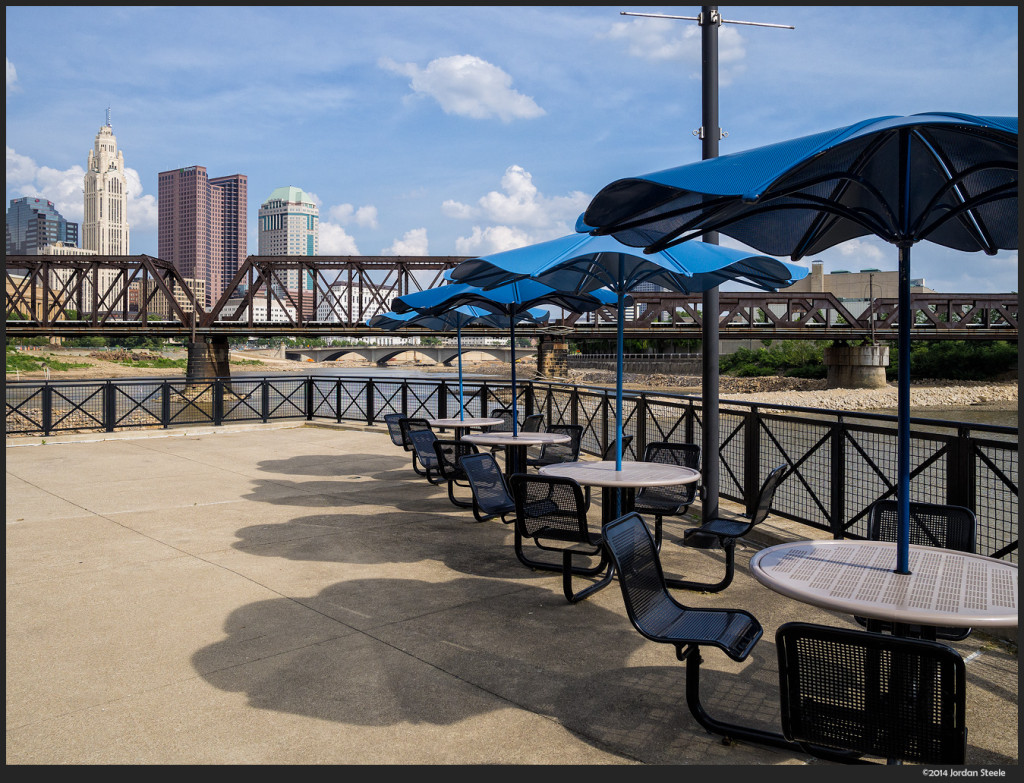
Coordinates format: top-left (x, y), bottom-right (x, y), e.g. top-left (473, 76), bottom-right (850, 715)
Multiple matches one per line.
top-left (824, 343), bottom-right (889, 389)
top-left (187, 336), bottom-right (231, 383)
top-left (537, 338), bottom-right (569, 379)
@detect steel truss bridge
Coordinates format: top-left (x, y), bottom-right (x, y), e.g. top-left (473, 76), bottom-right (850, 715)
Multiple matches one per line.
top-left (6, 254), bottom-right (1018, 342)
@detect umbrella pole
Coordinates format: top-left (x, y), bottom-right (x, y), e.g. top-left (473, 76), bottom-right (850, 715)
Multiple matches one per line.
top-left (896, 246), bottom-right (912, 575)
top-left (510, 318), bottom-right (518, 436)
top-left (616, 264), bottom-right (625, 468)
top-left (457, 323), bottom-right (465, 420)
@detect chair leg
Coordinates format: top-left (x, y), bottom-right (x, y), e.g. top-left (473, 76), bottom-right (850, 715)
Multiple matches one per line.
top-left (447, 480), bottom-right (475, 508)
top-left (561, 549), bottom-right (615, 603)
top-left (665, 539), bottom-right (736, 593)
top-left (411, 453), bottom-right (427, 476)
top-left (679, 646), bottom-right (867, 761)
top-left (513, 530), bottom-right (610, 576)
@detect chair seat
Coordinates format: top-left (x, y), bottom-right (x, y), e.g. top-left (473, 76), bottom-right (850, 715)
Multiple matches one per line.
top-left (688, 517), bottom-right (750, 540)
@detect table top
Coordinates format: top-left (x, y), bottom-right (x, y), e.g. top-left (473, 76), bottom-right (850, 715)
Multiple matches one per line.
top-left (538, 460), bottom-right (701, 488)
top-left (749, 539), bottom-right (1018, 628)
top-left (427, 417), bottom-right (504, 429)
top-left (461, 431), bottom-right (571, 447)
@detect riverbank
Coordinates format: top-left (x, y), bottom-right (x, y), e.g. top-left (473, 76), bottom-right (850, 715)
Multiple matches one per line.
top-left (6, 345), bottom-right (1017, 420)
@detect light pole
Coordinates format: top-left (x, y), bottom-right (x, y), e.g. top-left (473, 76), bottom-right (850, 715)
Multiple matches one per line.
top-left (620, 7), bottom-right (792, 523)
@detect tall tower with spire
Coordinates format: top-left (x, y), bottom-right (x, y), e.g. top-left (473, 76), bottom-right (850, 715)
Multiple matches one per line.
top-left (83, 109), bottom-right (130, 254)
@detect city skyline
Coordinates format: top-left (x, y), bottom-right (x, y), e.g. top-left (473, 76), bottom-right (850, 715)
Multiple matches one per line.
top-left (5, 6), bottom-right (1018, 293)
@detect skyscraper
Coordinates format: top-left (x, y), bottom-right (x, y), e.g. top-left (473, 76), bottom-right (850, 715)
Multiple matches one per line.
top-left (5, 197), bottom-right (79, 254)
top-left (158, 166), bottom-right (247, 308)
top-left (83, 111), bottom-right (130, 254)
top-left (257, 186), bottom-right (319, 293)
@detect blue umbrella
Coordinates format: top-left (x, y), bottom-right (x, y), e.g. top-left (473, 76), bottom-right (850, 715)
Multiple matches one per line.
top-left (581, 112), bottom-right (1018, 574)
top-left (367, 305), bottom-right (549, 420)
top-left (393, 279), bottom-right (622, 435)
top-left (449, 233), bottom-right (808, 490)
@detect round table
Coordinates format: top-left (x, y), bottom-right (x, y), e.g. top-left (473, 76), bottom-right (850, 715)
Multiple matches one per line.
top-left (427, 417), bottom-right (504, 440)
top-left (539, 460), bottom-right (701, 523)
top-left (749, 539), bottom-right (1018, 631)
top-left (461, 431), bottom-right (570, 476)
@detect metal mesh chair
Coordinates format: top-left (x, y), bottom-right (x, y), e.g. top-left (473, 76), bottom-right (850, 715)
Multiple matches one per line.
top-left (510, 473), bottom-right (613, 603)
top-left (522, 413), bottom-right (544, 432)
top-left (398, 417), bottom-right (433, 476)
top-left (459, 452), bottom-right (517, 523)
top-left (432, 439), bottom-right (480, 508)
top-left (407, 427), bottom-right (444, 485)
top-left (856, 500), bottom-right (978, 640)
top-left (776, 622), bottom-right (967, 765)
top-left (632, 442), bottom-right (701, 548)
top-left (384, 413), bottom-right (408, 450)
top-left (600, 512), bottom-right (800, 753)
top-left (524, 424), bottom-right (583, 469)
top-left (601, 435), bottom-right (633, 460)
top-left (486, 407), bottom-right (516, 457)
top-left (669, 464), bottom-right (789, 593)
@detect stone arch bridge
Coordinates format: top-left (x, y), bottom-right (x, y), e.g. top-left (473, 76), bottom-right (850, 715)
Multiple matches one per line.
top-left (285, 345), bottom-right (530, 366)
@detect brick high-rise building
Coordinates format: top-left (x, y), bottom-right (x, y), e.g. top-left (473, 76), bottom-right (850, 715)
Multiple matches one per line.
top-left (157, 166), bottom-right (247, 309)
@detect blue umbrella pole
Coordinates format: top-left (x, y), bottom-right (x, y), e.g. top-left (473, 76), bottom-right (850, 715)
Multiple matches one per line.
top-left (896, 246), bottom-right (912, 575)
top-left (614, 264), bottom-right (625, 519)
top-left (457, 324), bottom-right (465, 420)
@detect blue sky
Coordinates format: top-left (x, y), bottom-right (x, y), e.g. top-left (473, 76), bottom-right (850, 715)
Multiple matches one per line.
top-left (5, 5), bottom-right (1018, 293)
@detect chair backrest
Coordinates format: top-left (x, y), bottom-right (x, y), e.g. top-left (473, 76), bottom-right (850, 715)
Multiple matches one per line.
top-left (510, 473), bottom-right (589, 540)
top-left (867, 500), bottom-right (976, 553)
top-left (522, 413), bottom-right (544, 432)
top-left (602, 435), bottom-right (633, 460)
top-left (538, 424), bottom-right (584, 463)
top-left (460, 452), bottom-right (515, 516)
top-left (776, 622), bottom-right (967, 764)
top-left (407, 427), bottom-right (439, 466)
top-left (747, 464), bottom-right (789, 528)
top-left (399, 417), bottom-right (432, 450)
top-left (383, 413), bottom-right (407, 448)
top-left (433, 439), bottom-right (478, 480)
top-left (602, 512), bottom-right (762, 661)
top-left (487, 408), bottom-right (515, 432)
top-left (636, 441), bottom-right (701, 506)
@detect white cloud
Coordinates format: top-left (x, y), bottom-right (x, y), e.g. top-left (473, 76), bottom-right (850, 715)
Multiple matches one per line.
top-left (383, 227), bottom-right (429, 256)
top-left (380, 54), bottom-right (545, 123)
top-left (834, 238), bottom-right (888, 265)
top-left (6, 146), bottom-right (156, 230)
top-left (601, 17), bottom-right (747, 85)
top-left (328, 203), bottom-right (378, 229)
top-left (319, 223), bottom-right (361, 255)
top-left (454, 225), bottom-right (535, 256)
top-left (445, 164), bottom-right (589, 230)
top-left (6, 57), bottom-right (18, 94)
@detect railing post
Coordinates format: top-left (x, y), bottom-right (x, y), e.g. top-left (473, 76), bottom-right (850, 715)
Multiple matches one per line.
top-left (439, 380), bottom-right (448, 419)
top-left (261, 379), bottom-right (269, 423)
top-left (162, 381), bottom-right (170, 428)
top-left (305, 376), bottom-right (314, 421)
top-left (948, 425), bottom-right (973, 509)
top-left (104, 380), bottom-right (116, 432)
top-left (636, 393), bottom-right (648, 458)
top-left (743, 406), bottom-right (761, 516)
top-left (365, 379), bottom-right (374, 425)
top-left (42, 383), bottom-right (53, 436)
top-left (601, 388), bottom-right (610, 457)
top-left (401, 380), bottom-right (408, 417)
top-left (830, 418), bottom-right (846, 538)
top-left (214, 378), bottom-right (224, 426)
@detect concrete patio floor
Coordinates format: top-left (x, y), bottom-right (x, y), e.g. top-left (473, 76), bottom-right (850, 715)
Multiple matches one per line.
top-left (6, 421), bottom-right (1018, 766)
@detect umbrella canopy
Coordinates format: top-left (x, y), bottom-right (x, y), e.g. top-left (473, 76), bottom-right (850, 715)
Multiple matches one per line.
top-left (393, 280), bottom-right (622, 435)
top-left (367, 305), bottom-right (550, 420)
top-left (449, 232), bottom-right (808, 480)
top-left (581, 112), bottom-right (1018, 574)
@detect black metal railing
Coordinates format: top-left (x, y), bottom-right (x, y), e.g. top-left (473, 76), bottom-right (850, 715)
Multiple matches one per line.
top-left (7, 374), bottom-right (1017, 561)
